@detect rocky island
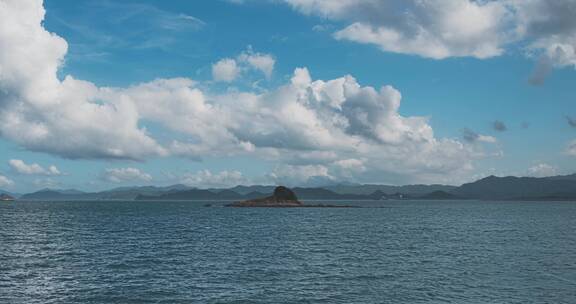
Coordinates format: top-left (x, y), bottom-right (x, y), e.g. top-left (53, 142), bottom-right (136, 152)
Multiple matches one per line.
top-left (0, 193), bottom-right (15, 201)
top-left (227, 186), bottom-right (355, 208)
top-left (227, 186), bottom-right (302, 207)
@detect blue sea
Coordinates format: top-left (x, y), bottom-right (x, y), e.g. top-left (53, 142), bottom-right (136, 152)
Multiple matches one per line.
top-left (1, 200), bottom-right (576, 303)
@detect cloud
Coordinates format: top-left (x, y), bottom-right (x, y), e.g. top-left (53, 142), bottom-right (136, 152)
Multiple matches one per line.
top-left (312, 24), bottom-right (333, 32)
top-left (567, 140), bottom-right (576, 157)
top-left (281, 0), bottom-right (576, 78)
top-left (461, 128), bottom-right (497, 143)
top-left (0, 0), bottom-right (490, 185)
top-left (334, 158), bottom-right (365, 171)
top-left (51, 0), bottom-right (204, 54)
top-left (180, 170), bottom-right (249, 188)
top-left (514, 1), bottom-right (576, 83)
top-left (0, 175), bottom-right (15, 188)
top-left (119, 66), bottom-right (481, 184)
top-left (94, 1), bottom-right (205, 32)
top-left (492, 120), bottom-right (507, 132)
top-left (212, 58), bottom-right (240, 82)
top-left (284, 0), bottom-right (512, 59)
top-left (0, 0), bottom-right (167, 160)
top-left (527, 163), bottom-right (558, 177)
top-left (566, 116), bottom-right (576, 128)
top-left (501, 1), bottom-right (576, 77)
top-left (237, 48), bottom-right (276, 78)
top-left (269, 164), bottom-right (334, 186)
top-left (508, 1), bottom-right (576, 83)
top-left (212, 48), bottom-right (276, 82)
top-left (33, 177), bottom-right (62, 189)
top-left (8, 159), bottom-right (62, 176)
top-left (102, 168), bottom-right (152, 183)
top-left (529, 55), bottom-right (553, 85)
top-left (521, 122), bottom-right (530, 129)
top-left (332, 158), bottom-right (366, 179)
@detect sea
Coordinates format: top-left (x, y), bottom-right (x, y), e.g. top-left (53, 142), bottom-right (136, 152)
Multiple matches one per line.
top-left (1, 200), bottom-right (575, 304)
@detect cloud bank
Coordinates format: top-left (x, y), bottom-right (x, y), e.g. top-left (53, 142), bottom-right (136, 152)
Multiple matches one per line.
top-left (0, 0), bottom-right (493, 185)
top-left (283, 0), bottom-right (576, 78)
top-left (285, 0), bottom-right (512, 59)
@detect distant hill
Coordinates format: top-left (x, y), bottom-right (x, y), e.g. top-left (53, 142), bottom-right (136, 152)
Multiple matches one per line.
top-left (0, 193), bottom-right (15, 201)
top-left (324, 184), bottom-right (457, 196)
top-left (227, 185), bottom-right (276, 195)
top-left (292, 187), bottom-right (370, 200)
top-left (15, 173), bottom-right (576, 201)
top-left (542, 173), bottom-right (576, 182)
top-left (133, 175), bottom-right (576, 201)
top-left (0, 190), bottom-right (20, 199)
top-left (419, 190), bottom-right (459, 200)
top-left (135, 187), bottom-right (409, 201)
top-left (96, 185), bottom-right (193, 200)
top-left (20, 189), bottom-right (98, 200)
top-left (136, 187), bottom-right (391, 201)
top-left (452, 175), bottom-right (576, 200)
top-left (19, 185), bottom-right (193, 201)
top-left (136, 189), bottom-right (242, 200)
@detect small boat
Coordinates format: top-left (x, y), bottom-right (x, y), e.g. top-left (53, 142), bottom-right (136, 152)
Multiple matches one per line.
top-left (0, 193), bottom-right (15, 201)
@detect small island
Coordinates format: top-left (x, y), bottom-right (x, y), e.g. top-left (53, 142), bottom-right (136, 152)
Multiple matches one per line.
top-left (227, 186), bottom-right (302, 207)
top-left (227, 186), bottom-right (356, 208)
top-left (0, 193), bottom-right (15, 201)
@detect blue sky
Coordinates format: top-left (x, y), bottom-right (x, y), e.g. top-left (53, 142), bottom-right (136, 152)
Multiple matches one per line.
top-left (0, 0), bottom-right (575, 192)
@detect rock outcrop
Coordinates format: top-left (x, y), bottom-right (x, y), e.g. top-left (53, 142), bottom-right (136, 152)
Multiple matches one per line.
top-left (228, 186), bottom-right (303, 207)
top-left (0, 193), bottom-right (15, 201)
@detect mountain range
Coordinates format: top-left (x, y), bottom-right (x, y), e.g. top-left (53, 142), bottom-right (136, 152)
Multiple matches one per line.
top-left (8, 173), bottom-right (576, 201)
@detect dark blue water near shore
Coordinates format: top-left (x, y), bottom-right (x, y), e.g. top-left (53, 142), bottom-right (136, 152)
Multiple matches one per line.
top-left (1, 200), bottom-right (576, 303)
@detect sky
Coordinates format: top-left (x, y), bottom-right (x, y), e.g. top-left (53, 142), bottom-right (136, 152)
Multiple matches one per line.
top-left (0, 0), bottom-right (575, 193)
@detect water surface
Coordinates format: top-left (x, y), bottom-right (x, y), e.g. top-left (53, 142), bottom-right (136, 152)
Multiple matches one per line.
top-left (1, 200), bottom-right (575, 303)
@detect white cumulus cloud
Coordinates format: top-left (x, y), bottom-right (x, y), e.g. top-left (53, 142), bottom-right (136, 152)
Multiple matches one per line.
top-left (527, 163), bottom-right (558, 177)
top-left (0, 0), bottom-right (166, 160)
top-left (282, 0), bottom-right (576, 80)
top-left (566, 140), bottom-right (576, 157)
top-left (180, 170), bottom-right (249, 188)
top-left (269, 164), bottom-right (334, 186)
top-left (9, 159), bottom-right (62, 176)
top-left (285, 0), bottom-right (512, 59)
top-left (102, 168), bottom-right (152, 183)
top-left (0, 175), bottom-right (14, 188)
top-left (514, 1), bottom-right (576, 69)
top-left (212, 58), bottom-right (239, 82)
top-left (0, 0), bottom-right (492, 185)
top-left (238, 49), bottom-right (276, 78)
top-left (212, 48), bottom-right (276, 82)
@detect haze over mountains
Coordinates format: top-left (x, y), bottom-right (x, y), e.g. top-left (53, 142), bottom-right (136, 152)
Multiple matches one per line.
top-left (3, 174), bottom-right (576, 202)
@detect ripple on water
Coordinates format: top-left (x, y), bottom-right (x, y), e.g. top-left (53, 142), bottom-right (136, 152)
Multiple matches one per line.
top-left (1, 200), bottom-right (576, 303)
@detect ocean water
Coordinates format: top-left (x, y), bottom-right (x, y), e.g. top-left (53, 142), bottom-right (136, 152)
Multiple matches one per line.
top-left (1, 200), bottom-right (576, 304)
